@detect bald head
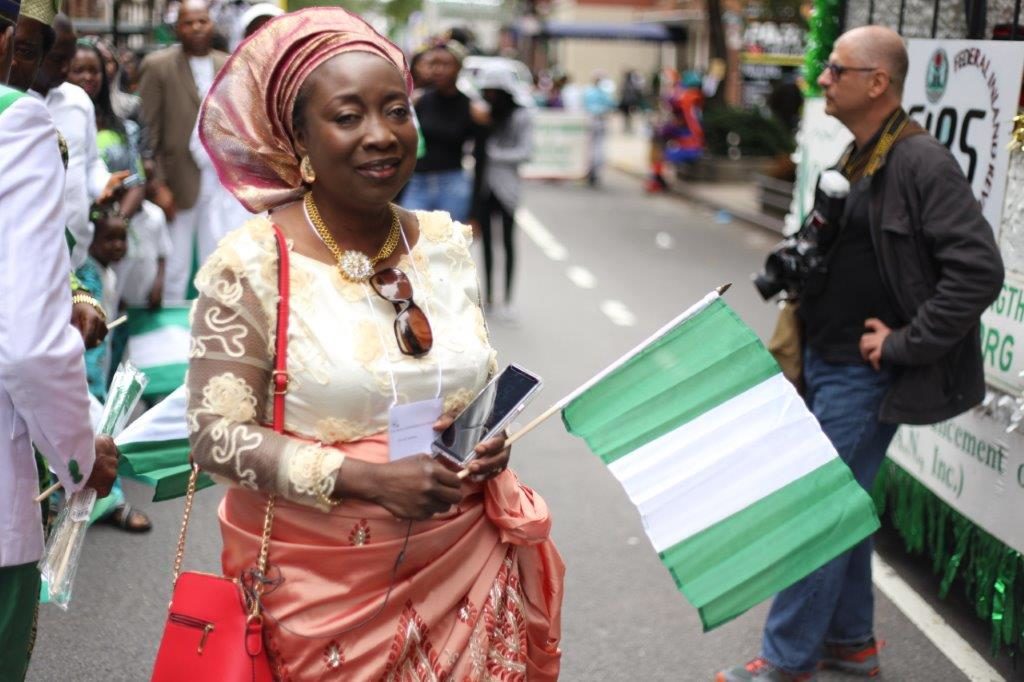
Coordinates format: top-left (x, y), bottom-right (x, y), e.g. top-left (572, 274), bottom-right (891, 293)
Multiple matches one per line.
top-left (836, 25), bottom-right (908, 95)
top-left (179, 0), bottom-right (210, 14)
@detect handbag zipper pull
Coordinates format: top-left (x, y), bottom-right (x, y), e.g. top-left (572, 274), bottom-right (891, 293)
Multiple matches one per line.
top-left (197, 623), bottom-right (214, 654)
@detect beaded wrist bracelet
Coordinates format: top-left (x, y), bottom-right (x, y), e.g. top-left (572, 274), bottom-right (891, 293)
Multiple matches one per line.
top-left (71, 293), bottom-right (106, 321)
top-left (315, 451), bottom-right (345, 508)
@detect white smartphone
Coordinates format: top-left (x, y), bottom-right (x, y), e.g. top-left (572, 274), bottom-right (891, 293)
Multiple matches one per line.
top-left (432, 364), bottom-right (543, 468)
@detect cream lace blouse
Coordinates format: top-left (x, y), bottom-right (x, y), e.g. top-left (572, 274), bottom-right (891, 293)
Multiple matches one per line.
top-left (186, 211), bottom-right (497, 509)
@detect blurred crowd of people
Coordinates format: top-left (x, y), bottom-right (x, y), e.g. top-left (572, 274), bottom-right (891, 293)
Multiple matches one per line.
top-left (534, 64), bottom-right (709, 190)
top-left (404, 33), bottom-right (534, 321)
top-left (21, 0), bottom-right (720, 345)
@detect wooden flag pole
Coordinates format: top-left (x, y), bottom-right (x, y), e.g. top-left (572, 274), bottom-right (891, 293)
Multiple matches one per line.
top-left (505, 402), bottom-right (565, 447)
top-left (456, 400), bottom-right (571, 480)
top-left (35, 481), bottom-right (61, 503)
top-left (106, 314), bottom-right (128, 330)
top-left (457, 284), bottom-right (732, 480)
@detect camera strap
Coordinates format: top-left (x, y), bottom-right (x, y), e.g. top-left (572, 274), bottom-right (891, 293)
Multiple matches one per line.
top-left (839, 108), bottom-right (910, 183)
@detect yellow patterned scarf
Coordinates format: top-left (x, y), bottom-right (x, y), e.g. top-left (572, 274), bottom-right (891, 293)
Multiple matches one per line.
top-left (839, 108), bottom-right (924, 183)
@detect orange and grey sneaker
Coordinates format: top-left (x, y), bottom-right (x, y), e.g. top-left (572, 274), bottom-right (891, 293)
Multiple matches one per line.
top-left (820, 638), bottom-right (883, 677)
top-left (716, 657), bottom-right (816, 681)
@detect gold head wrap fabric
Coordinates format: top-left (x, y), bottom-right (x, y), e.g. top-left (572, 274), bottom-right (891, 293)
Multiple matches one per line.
top-left (199, 7), bottom-right (412, 213)
top-left (20, 0), bottom-right (59, 24)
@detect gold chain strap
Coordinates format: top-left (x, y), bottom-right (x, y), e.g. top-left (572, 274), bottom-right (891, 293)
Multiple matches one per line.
top-left (171, 463), bottom-right (277, 617)
top-left (171, 464), bottom-right (200, 586)
top-left (249, 493), bottom-right (277, 618)
top-left (304, 192), bottom-right (400, 266)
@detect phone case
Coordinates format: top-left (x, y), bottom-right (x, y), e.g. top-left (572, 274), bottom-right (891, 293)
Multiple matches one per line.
top-left (432, 364), bottom-right (542, 467)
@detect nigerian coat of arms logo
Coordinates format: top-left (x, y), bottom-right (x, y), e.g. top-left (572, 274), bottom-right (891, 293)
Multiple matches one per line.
top-left (926, 48), bottom-right (949, 103)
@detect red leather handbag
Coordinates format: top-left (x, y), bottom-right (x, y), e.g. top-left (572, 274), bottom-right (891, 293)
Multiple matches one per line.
top-left (151, 226), bottom-right (292, 682)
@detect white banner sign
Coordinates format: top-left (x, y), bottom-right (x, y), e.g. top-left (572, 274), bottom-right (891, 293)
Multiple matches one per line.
top-left (904, 39), bottom-right (1024, 236)
top-left (785, 97), bottom-right (853, 233)
top-left (521, 111), bottom-right (591, 180)
top-left (888, 410), bottom-right (1024, 554)
top-left (980, 272), bottom-right (1024, 393)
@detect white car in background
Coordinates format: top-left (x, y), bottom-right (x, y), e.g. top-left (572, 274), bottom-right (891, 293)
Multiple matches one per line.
top-left (458, 56), bottom-right (537, 108)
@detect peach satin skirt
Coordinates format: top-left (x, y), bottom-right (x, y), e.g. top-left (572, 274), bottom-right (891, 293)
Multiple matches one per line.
top-left (219, 435), bottom-right (564, 680)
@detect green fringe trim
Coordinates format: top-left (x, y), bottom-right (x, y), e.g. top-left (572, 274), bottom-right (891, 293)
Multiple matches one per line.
top-left (804, 0), bottom-right (843, 96)
top-left (874, 461), bottom-right (1023, 657)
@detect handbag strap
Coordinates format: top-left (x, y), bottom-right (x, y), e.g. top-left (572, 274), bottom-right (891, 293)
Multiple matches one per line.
top-left (270, 224), bottom-right (290, 433)
top-left (171, 225), bottom-right (292, 596)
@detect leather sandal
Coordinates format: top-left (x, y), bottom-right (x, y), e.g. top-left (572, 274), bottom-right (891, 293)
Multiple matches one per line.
top-left (104, 502), bottom-right (153, 533)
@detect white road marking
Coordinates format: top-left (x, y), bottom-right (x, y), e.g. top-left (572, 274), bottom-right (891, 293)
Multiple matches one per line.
top-left (567, 265), bottom-right (597, 289)
top-left (655, 232), bottom-right (674, 249)
top-left (601, 300), bottom-right (637, 327)
top-left (517, 208), bottom-right (568, 261)
top-left (515, 207), bottom-right (632, 328)
top-left (871, 553), bottom-right (1004, 682)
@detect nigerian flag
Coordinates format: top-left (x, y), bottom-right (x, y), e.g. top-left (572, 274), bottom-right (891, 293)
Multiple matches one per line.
top-left (123, 306), bottom-right (191, 399)
top-left (116, 386), bottom-right (212, 501)
top-left (561, 291), bottom-right (879, 630)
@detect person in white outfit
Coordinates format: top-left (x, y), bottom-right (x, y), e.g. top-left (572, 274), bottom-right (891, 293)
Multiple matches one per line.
top-left (29, 14), bottom-right (122, 267)
top-left (0, 10), bottom-right (118, 678)
top-left (189, 121), bottom-right (253, 250)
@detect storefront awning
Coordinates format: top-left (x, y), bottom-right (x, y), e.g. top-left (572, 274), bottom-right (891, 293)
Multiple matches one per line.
top-left (539, 21), bottom-right (684, 42)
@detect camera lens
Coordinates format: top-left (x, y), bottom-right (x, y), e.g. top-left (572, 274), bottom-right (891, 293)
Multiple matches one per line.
top-left (752, 272), bottom-right (785, 300)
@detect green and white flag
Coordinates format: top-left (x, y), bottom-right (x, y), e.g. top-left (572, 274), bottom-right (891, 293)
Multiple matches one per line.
top-left (123, 306), bottom-right (191, 399)
top-left (116, 386), bottom-right (212, 501)
top-left (561, 291), bottom-right (879, 630)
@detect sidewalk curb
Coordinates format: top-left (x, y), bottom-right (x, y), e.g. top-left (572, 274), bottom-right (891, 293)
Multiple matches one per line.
top-left (609, 160), bottom-right (787, 236)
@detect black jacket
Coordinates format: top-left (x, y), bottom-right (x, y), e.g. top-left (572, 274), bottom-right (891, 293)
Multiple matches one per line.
top-left (868, 133), bottom-right (1004, 424)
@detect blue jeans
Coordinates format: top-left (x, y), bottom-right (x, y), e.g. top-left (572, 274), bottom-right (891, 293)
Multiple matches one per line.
top-left (402, 169), bottom-right (471, 223)
top-left (761, 348), bottom-right (898, 673)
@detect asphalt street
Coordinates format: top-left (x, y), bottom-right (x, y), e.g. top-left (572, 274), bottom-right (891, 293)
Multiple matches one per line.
top-left (27, 169), bottom-right (1018, 680)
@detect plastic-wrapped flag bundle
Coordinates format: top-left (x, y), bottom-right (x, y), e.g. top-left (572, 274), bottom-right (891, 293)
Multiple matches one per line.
top-left (37, 488), bottom-right (96, 609)
top-left (38, 362), bottom-right (148, 609)
top-left (98, 362), bottom-right (150, 437)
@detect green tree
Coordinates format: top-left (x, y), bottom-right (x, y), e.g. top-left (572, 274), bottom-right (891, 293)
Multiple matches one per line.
top-left (804, 0), bottom-right (843, 95)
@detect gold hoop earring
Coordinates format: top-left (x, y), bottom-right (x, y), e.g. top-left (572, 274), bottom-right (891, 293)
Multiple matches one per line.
top-left (300, 155), bottom-right (316, 184)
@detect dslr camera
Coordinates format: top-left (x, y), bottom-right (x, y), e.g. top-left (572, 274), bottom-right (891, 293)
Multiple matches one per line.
top-left (752, 170), bottom-right (850, 301)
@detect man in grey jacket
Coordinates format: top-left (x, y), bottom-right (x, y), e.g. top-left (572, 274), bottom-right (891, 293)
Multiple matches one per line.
top-left (138, 0), bottom-right (228, 301)
top-left (719, 25), bottom-right (1003, 682)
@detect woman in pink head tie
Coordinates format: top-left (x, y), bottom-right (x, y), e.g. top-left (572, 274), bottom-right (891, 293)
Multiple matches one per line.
top-left (191, 8), bottom-right (563, 679)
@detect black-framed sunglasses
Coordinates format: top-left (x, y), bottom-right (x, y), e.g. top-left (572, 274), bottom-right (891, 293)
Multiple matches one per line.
top-left (821, 61), bottom-right (878, 80)
top-left (369, 268), bottom-right (433, 357)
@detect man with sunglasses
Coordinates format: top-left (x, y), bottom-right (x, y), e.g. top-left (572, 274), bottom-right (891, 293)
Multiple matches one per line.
top-left (719, 25), bottom-right (1002, 682)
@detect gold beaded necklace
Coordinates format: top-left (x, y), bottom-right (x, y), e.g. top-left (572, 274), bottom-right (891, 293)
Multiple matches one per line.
top-left (304, 192), bottom-right (401, 282)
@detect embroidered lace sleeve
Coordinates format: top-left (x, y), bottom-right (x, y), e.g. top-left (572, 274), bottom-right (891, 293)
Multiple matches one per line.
top-left (186, 236), bottom-right (343, 510)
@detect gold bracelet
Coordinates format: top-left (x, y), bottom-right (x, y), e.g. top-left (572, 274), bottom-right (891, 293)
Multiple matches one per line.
top-left (71, 294), bottom-right (106, 321)
top-left (314, 450), bottom-right (344, 508)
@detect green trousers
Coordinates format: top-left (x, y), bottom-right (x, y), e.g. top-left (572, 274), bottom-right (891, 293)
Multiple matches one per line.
top-left (0, 562), bottom-right (42, 682)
